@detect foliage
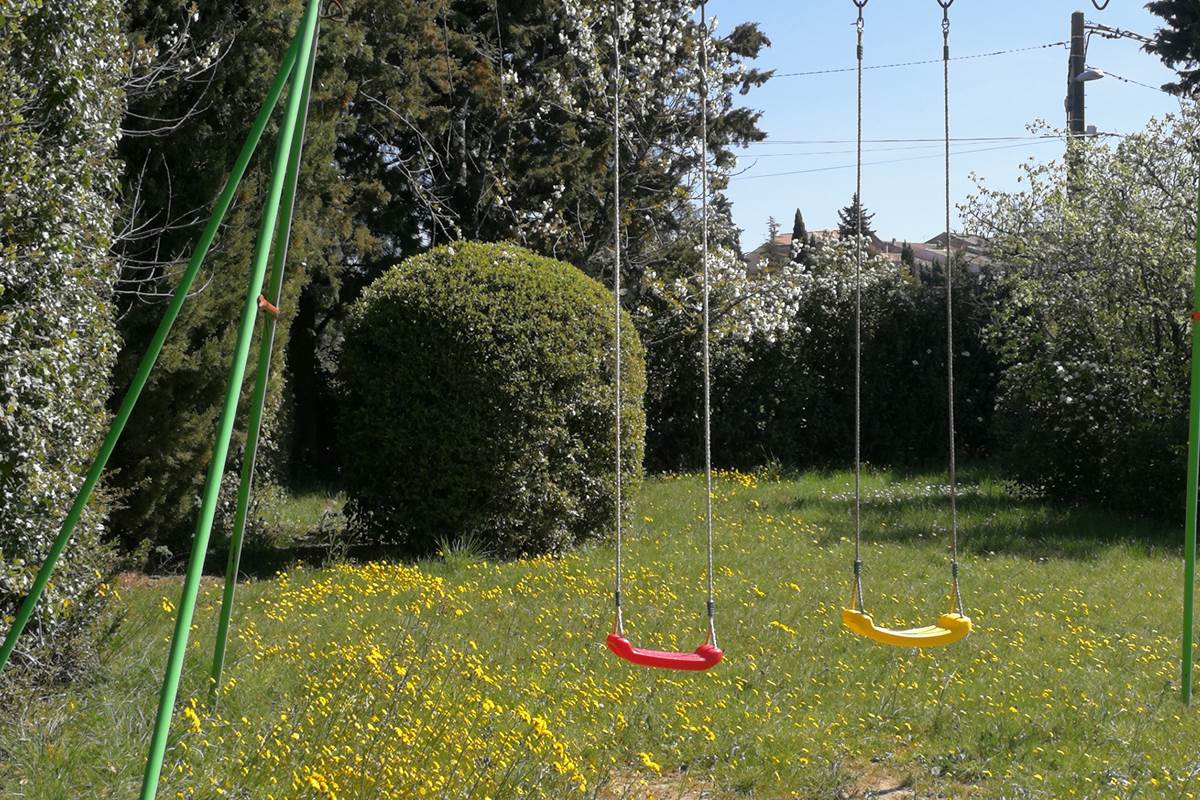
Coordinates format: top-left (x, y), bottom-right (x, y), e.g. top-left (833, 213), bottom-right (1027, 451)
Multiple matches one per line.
top-left (837, 191), bottom-right (876, 240)
top-left (791, 208), bottom-right (815, 268)
top-left (642, 237), bottom-right (996, 470)
top-left (109, 0), bottom-right (361, 551)
top-left (1146, 0), bottom-right (1200, 96)
top-left (636, 213), bottom-right (802, 467)
top-left (110, 1), bottom-right (771, 508)
top-left (338, 242), bottom-right (645, 557)
top-left (3, 470), bottom-right (1194, 799)
top-left (0, 0), bottom-right (125, 679)
top-left (286, 0), bottom-right (770, 479)
top-left (964, 111), bottom-right (1200, 516)
top-left (331, 0), bottom-right (769, 280)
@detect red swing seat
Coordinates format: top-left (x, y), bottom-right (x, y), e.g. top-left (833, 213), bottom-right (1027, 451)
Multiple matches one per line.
top-left (606, 633), bottom-right (723, 671)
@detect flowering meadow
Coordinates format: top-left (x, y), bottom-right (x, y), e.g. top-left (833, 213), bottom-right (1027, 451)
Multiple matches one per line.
top-left (2, 470), bottom-right (1195, 798)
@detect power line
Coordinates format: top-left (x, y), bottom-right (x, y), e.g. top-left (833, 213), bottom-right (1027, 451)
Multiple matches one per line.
top-left (772, 41), bottom-right (1066, 79)
top-left (731, 138), bottom-right (1065, 181)
top-left (736, 133), bottom-right (1111, 146)
top-left (739, 142), bottom-right (957, 157)
top-left (1091, 67), bottom-right (1168, 93)
top-left (737, 138), bottom-right (1075, 158)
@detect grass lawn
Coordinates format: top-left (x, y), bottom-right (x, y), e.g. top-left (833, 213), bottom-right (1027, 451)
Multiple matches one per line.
top-left (1, 468), bottom-right (1193, 799)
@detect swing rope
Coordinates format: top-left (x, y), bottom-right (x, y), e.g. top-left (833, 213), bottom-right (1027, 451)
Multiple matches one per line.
top-left (606, 0), bottom-right (721, 670)
top-left (700, 0), bottom-right (717, 649)
top-left (851, 0), bottom-right (867, 614)
top-left (841, 0), bottom-right (971, 647)
top-left (940, 0), bottom-right (965, 616)
top-left (612, 0), bottom-right (625, 639)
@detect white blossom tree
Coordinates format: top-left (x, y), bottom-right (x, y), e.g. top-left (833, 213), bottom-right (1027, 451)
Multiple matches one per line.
top-left (963, 106), bottom-right (1200, 512)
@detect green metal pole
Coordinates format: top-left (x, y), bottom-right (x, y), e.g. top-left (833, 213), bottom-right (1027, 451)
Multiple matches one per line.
top-left (0, 34), bottom-right (302, 677)
top-left (1184, 176), bottom-right (1200, 705)
top-left (208, 18), bottom-right (321, 700)
top-left (138, 2), bottom-right (322, 797)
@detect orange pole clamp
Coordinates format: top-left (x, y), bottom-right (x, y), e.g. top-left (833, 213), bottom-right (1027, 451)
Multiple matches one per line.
top-left (257, 294), bottom-right (280, 317)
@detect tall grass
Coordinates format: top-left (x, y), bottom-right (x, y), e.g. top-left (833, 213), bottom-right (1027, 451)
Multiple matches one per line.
top-left (0, 468), bottom-right (1191, 799)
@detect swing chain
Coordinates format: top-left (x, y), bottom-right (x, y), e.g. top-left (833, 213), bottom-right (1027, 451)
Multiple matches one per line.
top-left (941, 2), bottom-right (950, 57)
top-left (853, 560), bottom-right (864, 613)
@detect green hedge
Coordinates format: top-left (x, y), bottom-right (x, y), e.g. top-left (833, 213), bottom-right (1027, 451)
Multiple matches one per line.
top-left (338, 242), bottom-right (645, 557)
top-left (645, 267), bottom-right (998, 472)
top-left (0, 1), bottom-right (125, 681)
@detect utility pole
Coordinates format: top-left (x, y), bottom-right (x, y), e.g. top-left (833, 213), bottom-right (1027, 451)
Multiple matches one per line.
top-left (1066, 11), bottom-right (1086, 135)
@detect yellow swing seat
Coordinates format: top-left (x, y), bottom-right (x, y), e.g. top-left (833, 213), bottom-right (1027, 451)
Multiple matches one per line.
top-left (842, 607), bottom-right (971, 648)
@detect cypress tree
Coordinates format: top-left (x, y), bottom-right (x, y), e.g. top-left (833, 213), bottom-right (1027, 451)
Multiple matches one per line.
top-left (791, 208), bottom-right (815, 267)
top-left (790, 208), bottom-right (807, 245)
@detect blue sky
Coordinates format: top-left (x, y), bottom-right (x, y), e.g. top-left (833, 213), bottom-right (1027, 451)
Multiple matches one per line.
top-left (707, 0), bottom-right (1184, 248)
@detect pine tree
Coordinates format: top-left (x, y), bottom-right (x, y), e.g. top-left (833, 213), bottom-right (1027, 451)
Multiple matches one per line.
top-left (1146, 0), bottom-right (1200, 96)
top-left (764, 216), bottom-right (783, 271)
top-left (901, 241), bottom-right (915, 267)
top-left (837, 192), bottom-right (876, 240)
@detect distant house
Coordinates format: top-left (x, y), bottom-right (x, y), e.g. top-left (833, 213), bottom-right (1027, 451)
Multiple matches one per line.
top-left (743, 228), bottom-right (862, 275)
top-left (909, 233), bottom-right (992, 277)
top-left (743, 232), bottom-right (794, 275)
top-left (744, 225), bottom-right (991, 279)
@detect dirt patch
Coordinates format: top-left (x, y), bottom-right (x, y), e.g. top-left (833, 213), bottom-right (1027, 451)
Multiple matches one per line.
top-left (598, 769), bottom-right (716, 800)
top-left (839, 766), bottom-right (916, 799)
top-left (115, 571), bottom-right (223, 591)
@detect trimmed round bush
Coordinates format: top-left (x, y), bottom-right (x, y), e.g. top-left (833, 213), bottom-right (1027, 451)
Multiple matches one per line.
top-left (338, 242), bottom-right (645, 557)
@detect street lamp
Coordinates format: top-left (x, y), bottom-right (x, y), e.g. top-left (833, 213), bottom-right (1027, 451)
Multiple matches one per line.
top-left (1067, 12), bottom-right (1154, 135)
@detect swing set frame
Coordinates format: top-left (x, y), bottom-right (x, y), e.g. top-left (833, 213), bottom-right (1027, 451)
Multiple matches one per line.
top-left (0, 9), bottom-right (1198, 800)
top-left (0, 1), bottom-right (324, 796)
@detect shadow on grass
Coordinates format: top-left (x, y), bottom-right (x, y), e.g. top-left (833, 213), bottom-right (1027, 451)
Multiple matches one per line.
top-left (782, 474), bottom-right (1176, 562)
top-left (205, 542), bottom-right (412, 580)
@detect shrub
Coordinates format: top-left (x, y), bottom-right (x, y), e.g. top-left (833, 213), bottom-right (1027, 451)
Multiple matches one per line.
top-left (0, 1), bottom-right (125, 681)
top-left (642, 238), bottom-right (997, 472)
top-left (966, 113), bottom-right (1200, 517)
top-left (338, 242), bottom-right (645, 557)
